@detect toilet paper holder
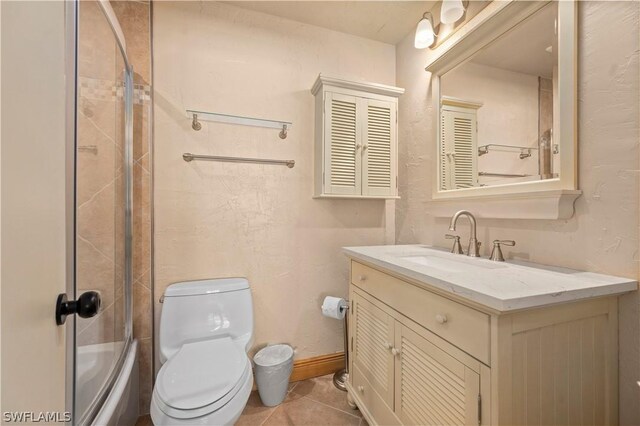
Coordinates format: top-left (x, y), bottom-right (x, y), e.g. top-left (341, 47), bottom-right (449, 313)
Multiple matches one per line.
top-left (333, 302), bottom-right (349, 392)
top-left (321, 296), bottom-right (350, 392)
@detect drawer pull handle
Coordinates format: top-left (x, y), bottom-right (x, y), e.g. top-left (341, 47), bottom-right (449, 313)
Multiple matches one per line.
top-left (435, 314), bottom-right (448, 324)
top-left (358, 275), bottom-right (367, 281)
top-left (358, 385), bottom-right (365, 393)
top-left (391, 347), bottom-right (401, 356)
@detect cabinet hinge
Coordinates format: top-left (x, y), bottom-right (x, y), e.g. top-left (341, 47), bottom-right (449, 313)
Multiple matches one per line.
top-left (477, 394), bottom-right (482, 425)
top-left (323, 171), bottom-right (325, 184)
top-left (351, 336), bottom-right (354, 351)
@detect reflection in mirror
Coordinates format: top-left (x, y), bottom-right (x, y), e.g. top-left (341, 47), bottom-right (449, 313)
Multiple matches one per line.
top-left (439, 2), bottom-right (559, 190)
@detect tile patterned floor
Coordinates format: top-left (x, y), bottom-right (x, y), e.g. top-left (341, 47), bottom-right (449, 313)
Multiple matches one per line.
top-left (135, 374), bottom-right (367, 426)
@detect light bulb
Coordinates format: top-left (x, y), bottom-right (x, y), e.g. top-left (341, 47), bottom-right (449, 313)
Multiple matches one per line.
top-left (440, 0), bottom-right (465, 24)
top-left (414, 16), bottom-right (435, 49)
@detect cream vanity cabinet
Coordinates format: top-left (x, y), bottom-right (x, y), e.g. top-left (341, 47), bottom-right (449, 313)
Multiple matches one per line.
top-left (346, 260), bottom-right (621, 426)
top-left (311, 74), bottom-right (404, 199)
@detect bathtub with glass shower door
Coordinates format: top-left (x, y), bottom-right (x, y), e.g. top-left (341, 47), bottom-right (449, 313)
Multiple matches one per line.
top-left (55, 1), bottom-right (138, 424)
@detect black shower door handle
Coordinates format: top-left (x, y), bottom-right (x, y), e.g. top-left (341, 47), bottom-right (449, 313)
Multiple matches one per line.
top-left (55, 291), bottom-right (101, 325)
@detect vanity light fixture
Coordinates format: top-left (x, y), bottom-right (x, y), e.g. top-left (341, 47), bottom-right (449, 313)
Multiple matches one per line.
top-left (440, 0), bottom-right (466, 24)
top-left (415, 1), bottom-right (470, 50)
top-left (414, 12), bottom-right (436, 49)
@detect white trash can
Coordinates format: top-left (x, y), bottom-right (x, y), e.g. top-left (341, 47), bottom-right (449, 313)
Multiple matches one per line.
top-left (254, 344), bottom-right (294, 407)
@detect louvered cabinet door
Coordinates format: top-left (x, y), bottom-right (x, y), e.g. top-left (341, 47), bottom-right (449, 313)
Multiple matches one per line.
top-left (395, 322), bottom-right (480, 426)
top-left (324, 92), bottom-right (362, 195)
top-left (352, 291), bottom-right (395, 408)
top-left (362, 99), bottom-right (397, 197)
top-left (441, 108), bottom-right (478, 190)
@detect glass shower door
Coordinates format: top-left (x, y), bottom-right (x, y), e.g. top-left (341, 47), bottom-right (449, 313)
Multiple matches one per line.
top-left (74, 0), bottom-right (133, 423)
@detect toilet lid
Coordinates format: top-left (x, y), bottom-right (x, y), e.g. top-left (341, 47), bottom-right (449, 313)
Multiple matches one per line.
top-left (157, 337), bottom-right (246, 410)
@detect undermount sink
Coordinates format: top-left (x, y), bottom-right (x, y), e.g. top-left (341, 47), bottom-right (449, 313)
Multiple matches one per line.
top-left (399, 252), bottom-right (508, 273)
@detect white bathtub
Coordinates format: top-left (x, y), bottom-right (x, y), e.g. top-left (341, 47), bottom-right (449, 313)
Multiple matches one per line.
top-left (77, 340), bottom-right (139, 426)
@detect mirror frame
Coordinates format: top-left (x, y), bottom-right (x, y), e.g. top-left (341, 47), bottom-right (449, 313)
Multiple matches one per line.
top-left (426, 0), bottom-right (580, 212)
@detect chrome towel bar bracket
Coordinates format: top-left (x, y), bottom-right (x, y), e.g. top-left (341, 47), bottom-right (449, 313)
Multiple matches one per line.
top-left (183, 153), bottom-right (295, 168)
top-left (191, 113), bottom-right (202, 131)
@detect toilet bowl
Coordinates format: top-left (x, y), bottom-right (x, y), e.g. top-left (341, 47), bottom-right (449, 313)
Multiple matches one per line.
top-left (150, 278), bottom-right (254, 425)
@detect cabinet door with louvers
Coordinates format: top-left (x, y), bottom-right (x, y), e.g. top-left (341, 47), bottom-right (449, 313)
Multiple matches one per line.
top-left (324, 92), bottom-right (362, 196)
top-left (440, 106), bottom-right (478, 190)
top-left (352, 291), bottom-right (395, 409)
top-left (394, 321), bottom-right (480, 426)
top-left (363, 99), bottom-right (397, 197)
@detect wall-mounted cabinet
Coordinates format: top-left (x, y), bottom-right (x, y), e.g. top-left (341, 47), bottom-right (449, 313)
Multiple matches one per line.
top-left (311, 74), bottom-right (404, 199)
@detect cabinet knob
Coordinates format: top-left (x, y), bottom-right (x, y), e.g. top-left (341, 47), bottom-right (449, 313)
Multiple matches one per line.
top-left (384, 342), bottom-right (393, 350)
top-left (435, 314), bottom-right (448, 324)
top-left (362, 145), bottom-right (368, 150)
top-left (356, 144), bottom-right (362, 150)
top-left (358, 385), bottom-right (365, 393)
top-left (391, 347), bottom-right (401, 356)
top-left (358, 275), bottom-right (367, 281)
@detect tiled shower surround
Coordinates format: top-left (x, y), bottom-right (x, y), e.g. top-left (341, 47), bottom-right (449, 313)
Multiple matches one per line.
top-left (112, 0), bottom-right (153, 414)
top-left (76, 0), bottom-right (153, 415)
top-left (76, 0), bottom-right (128, 356)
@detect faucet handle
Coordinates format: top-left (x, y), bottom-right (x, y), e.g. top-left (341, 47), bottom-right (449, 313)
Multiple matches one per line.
top-left (445, 234), bottom-right (464, 255)
top-left (490, 240), bottom-right (515, 261)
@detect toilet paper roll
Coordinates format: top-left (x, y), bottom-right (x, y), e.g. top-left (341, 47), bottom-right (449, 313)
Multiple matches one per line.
top-left (322, 296), bottom-right (347, 320)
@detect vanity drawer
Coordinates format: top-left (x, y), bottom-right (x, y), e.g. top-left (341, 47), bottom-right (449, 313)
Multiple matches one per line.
top-left (351, 261), bottom-right (491, 365)
top-left (351, 364), bottom-right (400, 426)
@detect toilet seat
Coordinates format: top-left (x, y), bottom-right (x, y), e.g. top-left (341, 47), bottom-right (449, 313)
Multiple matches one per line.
top-left (154, 337), bottom-right (251, 419)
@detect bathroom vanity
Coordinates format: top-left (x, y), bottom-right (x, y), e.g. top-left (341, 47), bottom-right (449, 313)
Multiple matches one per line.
top-left (343, 245), bottom-right (637, 426)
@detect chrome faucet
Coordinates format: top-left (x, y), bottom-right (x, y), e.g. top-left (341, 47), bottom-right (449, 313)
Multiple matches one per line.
top-left (445, 234), bottom-right (464, 254)
top-left (448, 210), bottom-right (481, 257)
top-left (490, 240), bottom-right (516, 262)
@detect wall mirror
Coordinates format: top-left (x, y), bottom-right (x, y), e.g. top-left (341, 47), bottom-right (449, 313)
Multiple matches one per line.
top-left (440, 2), bottom-right (558, 190)
top-left (427, 0), bottom-right (580, 217)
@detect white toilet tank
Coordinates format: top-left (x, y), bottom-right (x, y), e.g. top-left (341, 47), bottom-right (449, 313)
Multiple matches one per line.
top-left (159, 278), bottom-right (254, 363)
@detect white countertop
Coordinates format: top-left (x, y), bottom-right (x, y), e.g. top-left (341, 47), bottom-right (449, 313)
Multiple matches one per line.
top-left (343, 245), bottom-right (637, 312)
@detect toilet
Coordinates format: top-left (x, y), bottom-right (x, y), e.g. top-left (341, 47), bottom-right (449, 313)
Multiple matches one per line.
top-left (150, 278), bottom-right (254, 425)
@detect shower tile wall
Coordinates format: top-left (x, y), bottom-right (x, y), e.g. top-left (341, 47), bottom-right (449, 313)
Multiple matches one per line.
top-left (111, 0), bottom-right (153, 415)
top-left (76, 0), bottom-right (127, 351)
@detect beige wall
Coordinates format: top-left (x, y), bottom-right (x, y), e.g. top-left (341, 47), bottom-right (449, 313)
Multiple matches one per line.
top-left (153, 1), bottom-right (395, 363)
top-left (1, 0), bottom-right (68, 415)
top-left (396, 1), bottom-right (640, 423)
